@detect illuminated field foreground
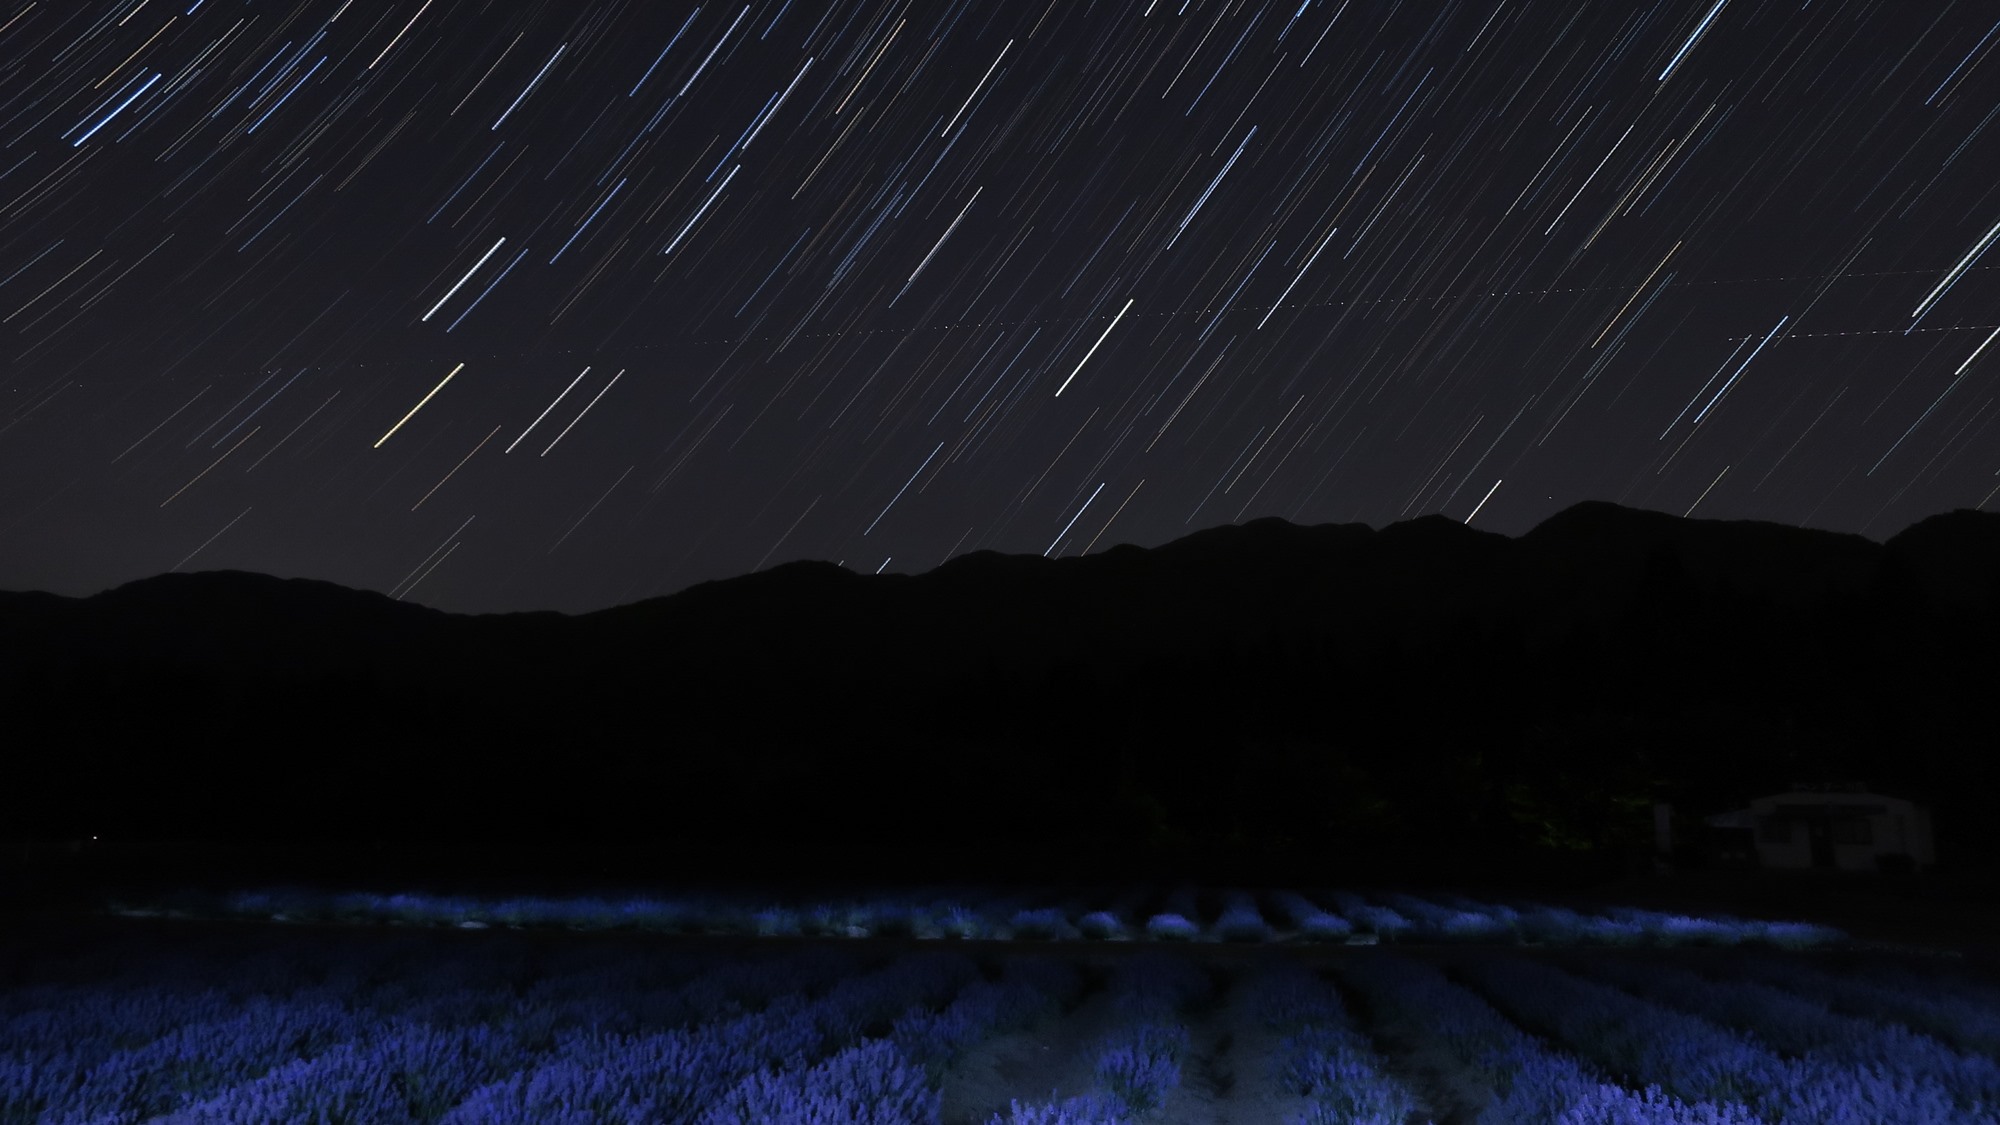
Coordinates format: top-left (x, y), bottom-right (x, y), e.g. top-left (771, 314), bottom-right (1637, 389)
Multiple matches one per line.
top-left (9, 896), bottom-right (1998, 1124)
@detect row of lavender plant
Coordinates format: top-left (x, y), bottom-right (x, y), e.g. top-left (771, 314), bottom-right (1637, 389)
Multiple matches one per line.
top-left (991, 952), bottom-right (1215, 1123)
top-left (1245, 957), bottom-right (1422, 1122)
top-left (1343, 893), bottom-right (1846, 950)
top-left (150, 948), bottom-right (968, 1124)
top-left (1074, 887), bottom-right (1151, 942)
top-left (5, 930), bottom-right (855, 1123)
top-left (1332, 953), bottom-right (1761, 1123)
top-left (1, 929), bottom-right (517, 1121)
top-left (170, 946), bottom-right (1081, 1124)
top-left (1453, 954), bottom-right (1990, 1122)
top-left (1538, 903), bottom-right (1836, 949)
top-left (444, 951), bottom-right (981, 1124)
top-left (1562, 952), bottom-right (2000, 1114)
top-left (1138, 887), bottom-right (1203, 942)
top-left (105, 885), bottom-right (1848, 948)
top-left (166, 943), bottom-right (852, 1123)
top-left (1268, 891), bottom-right (1355, 942)
top-left (705, 956), bottom-right (1086, 1123)
top-left (1707, 950), bottom-right (2000, 1061)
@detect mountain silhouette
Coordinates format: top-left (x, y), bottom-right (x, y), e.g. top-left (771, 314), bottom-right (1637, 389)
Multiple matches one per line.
top-left (4, 501), bottom-right (1996, 887)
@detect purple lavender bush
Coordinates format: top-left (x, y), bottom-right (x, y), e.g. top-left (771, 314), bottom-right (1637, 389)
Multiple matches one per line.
top-left (1213, 892), bottom-right (1274, 942)
top-left (1269, 892), bottom-right (1353, 943)
top-left (698, 1039), bottom-right (940, 1125)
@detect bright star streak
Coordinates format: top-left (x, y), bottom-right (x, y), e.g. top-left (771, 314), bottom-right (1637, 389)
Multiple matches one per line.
top-left (679, 6), bottom-right (750, 98)
top-left (1692, 316), bottom-right (1786, 426)
top-left (493, 43), bottom-right (566, 130)
top-left (1908, 215), bottom-right (2000, 330)
top-left (662, 165), bottom-right (738, 256)
top-left (374, 363), bottom-right (464, 448)
top-left (72, 71), bottom-right (159, 146)
top-left (891, 187), bottom-right (979, 306)
top-left (1055, 298), bottom-right (1135, 397)
top-left (941, 39), bottom-right (1011, 137)
top-left (1659, 0), bottom-right (1728, 82)
top-left (739, 57), bottom-right (812, 151)
top-left (421, 238), bottom-right (505, 321)
top-left (1465, 479), bottom-right (1503, 525)
top-left (1257, 226), bottom-right (1337, 330)
top-left (366, 0), bottom-right (435, 70)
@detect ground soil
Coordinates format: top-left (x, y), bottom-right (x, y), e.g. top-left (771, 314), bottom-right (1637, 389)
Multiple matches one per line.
top-left (939, 954), bottom-right (1322, 1125)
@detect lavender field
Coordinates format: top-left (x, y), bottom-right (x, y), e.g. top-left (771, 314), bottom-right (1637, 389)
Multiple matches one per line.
top-left (6, 887), bottom-right (1999, 1122)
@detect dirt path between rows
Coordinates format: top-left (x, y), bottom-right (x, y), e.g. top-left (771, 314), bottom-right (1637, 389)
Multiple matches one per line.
top-left (942, 956), bottom-right (1324, 1125)
top-left (1148, 966), bottom-right (1317, 1125)
top-left (940, 961), bottom-right (1127, 1124)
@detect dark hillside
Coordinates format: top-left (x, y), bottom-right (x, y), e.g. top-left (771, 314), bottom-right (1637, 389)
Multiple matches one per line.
top-left (3, 502), bottom-right (1996, 888)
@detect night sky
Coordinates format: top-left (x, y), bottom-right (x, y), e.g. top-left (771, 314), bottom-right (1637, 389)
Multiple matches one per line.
top-left (0, 0), bottom-right (1996, 613)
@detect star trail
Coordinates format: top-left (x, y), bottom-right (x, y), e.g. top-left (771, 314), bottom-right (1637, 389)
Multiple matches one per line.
top-left (0, 0), bottom-right (1996, 612)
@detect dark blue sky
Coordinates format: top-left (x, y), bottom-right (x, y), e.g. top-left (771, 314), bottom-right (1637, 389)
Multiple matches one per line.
top-left (1, 0), bottom-right (1996, 612)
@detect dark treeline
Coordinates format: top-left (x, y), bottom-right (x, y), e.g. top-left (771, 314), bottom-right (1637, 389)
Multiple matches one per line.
top-left (4, 500), bottom-right (1997, 891)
